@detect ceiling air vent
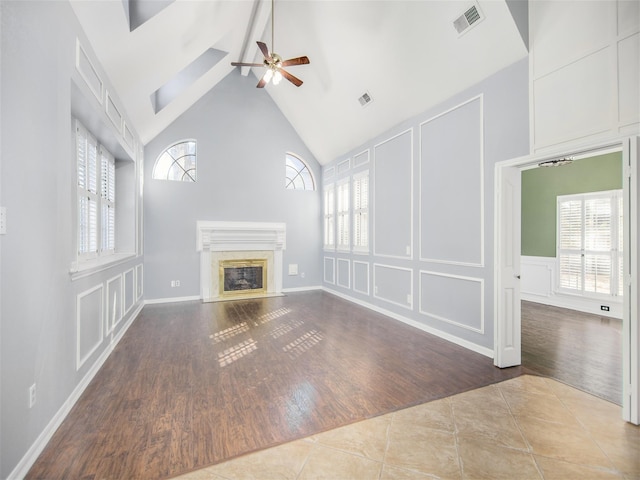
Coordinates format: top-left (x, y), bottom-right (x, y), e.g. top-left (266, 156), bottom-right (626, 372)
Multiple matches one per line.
top-left (453, 4), bottom-right (484, 35)
top-left (358, 91), bottom-right (373, 107)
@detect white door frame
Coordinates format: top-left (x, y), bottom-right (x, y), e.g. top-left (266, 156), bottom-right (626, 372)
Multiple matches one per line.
top-left (494, 137), bottom-right (639, 424)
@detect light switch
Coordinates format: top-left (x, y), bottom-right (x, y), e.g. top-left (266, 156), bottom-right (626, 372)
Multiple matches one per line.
top-left (288, 264), bottom-right (299, 275)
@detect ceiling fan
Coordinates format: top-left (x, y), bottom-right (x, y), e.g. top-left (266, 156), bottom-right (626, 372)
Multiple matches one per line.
top-left (231, 0), bottom-right (309, 88)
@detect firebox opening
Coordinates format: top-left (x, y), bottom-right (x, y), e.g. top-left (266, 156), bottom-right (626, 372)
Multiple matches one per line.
top-left (219, 259), bottom-right (267, 298)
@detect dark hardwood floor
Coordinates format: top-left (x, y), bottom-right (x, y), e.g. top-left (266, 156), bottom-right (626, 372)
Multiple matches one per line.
top-left (521, 300), bottom-right (622, 405)
top-left (27, 291), bottom-right (523, 480)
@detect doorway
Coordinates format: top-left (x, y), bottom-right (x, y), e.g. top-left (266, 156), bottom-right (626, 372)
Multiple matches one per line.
top-left (494, 137), bottom-right (639, 425)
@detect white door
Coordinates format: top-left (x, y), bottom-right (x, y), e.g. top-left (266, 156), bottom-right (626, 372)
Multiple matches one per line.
top-left (494, 165), bottom-right (521, 367)
top-left (623, 136), bottom-right (639, 424)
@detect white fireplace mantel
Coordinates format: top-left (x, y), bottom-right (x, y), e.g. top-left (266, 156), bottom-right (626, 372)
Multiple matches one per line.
top-left (197, 221), bottom-right (286, 301)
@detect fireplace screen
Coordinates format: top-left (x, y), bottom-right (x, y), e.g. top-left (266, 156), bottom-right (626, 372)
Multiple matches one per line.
top-left (219, 259), bottom-right (267, 297)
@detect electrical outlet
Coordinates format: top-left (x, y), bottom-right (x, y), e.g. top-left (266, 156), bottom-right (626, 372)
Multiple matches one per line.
top-left (407, 294), bottom-right (412, 304)
top-left (175, 280), bottom-right (180, 287)
top-left (0, 206), bottom-right (6, 234)
top-left (288, 264), bottom-right (299, 275)
top-left (601, 305), bottom-right (610, 312)
top-left (171, 280), bottom-right (175, 287)
top-left (29, 383), bottom-right (36, 408)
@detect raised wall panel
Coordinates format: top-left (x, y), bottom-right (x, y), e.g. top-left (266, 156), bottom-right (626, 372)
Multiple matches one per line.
top-left (618, 33), bottom-right (640, 128)
top-left (337, 258), bottom-right (350, 288)
top-left (106, 275), bottom-right (123, 334)
top-left (373, 130), bottom-right (413, 259)
top-left (533, 47), bottom-right (615, 148)
top-left (531, 1), bottom-right (613, 77)
top-left (353, 149), bottom-right (370, 168)
top-left (324, 257), bottom-right (335, 284)
top-left (124, 268), bottom-right (135, 314)
top-left (337, 158), bottom-right (351, 175)
top-left (76, 284), bottom-right (104, 370)
top-left (105, 92), bottom-right (123, 133)
top-left (323, 167), bottom-right (335, 182)
top-left (420, 97), bottom-right (483, 266)
top-left (353, 261), bottom-right (370, 295)
top-left (373, 264), bottom-right (413, 310)
top-left (75, 40), bottom-right (103, 104)
top-left (136, 264), bottom-right (143, 301)
top-left (419, 271), bottom-right (484, 333)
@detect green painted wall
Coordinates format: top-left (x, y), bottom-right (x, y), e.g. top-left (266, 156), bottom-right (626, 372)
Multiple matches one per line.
top-left (521, 152), bottom-right (622, 257)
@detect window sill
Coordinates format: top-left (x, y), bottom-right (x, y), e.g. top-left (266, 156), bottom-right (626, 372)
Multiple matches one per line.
top-left (70, 252), bottom-right (137, 281)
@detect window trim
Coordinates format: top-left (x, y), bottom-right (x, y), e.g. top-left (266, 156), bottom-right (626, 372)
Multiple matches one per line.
top-left (76, 119), bottom-right (116, 262)
top-left (336, 178), bottom-right (350, 251)
top-left (285, 152), bottom-right (315, 191)
top-left (152, 139), bottom-right (197, 182)
top-left (352, 170), bottom-right (369, 254)
top-left (323, 183), bottom-right (335, 250)
top-left (556, 189), bottom-right (623, 299)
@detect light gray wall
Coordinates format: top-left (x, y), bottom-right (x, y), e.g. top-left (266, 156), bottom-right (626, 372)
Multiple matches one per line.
top-left (0, 2), bottom-right (144, 477)
top-left (144, 70), bottom-right (322, 300)
top-left (322, 58), bottom-right (529, 352)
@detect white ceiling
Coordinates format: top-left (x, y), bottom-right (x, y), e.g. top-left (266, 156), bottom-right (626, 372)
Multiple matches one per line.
top-left (69, 0), bottom-right (528, 165)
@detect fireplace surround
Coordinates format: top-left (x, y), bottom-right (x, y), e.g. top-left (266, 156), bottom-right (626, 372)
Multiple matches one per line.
top-left (196, 221), bottom-right (286, 302)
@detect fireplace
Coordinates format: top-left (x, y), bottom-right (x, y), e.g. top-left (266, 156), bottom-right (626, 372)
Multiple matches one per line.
top-left (196, 221), bottom-right (286, 302)
top-left (220, 259), bottom-right (267, 298)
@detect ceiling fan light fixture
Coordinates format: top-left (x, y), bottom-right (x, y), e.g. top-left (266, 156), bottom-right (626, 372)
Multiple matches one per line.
top-left (272, 70), bottom-right (283, 85)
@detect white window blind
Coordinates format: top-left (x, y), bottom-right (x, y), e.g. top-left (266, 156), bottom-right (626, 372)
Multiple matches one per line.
top-left (557, 190), bottom-right (623, 298)
top-left (76, 119), bottom-right (116, 259)
top-left (336, 180), bottom-right (350, 250)
top-left (323, 184), bottom-right (335, 249)
top-left (352, 171), bottom-right (369, 252)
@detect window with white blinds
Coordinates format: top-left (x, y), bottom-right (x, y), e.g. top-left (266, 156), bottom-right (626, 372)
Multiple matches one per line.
top-left (557, 190), bottom-right (623, 298)
top-left (336, 179), bottom-right (350, 250)
top-left (352, 171), bottom-right (369, 252)
top-left (76, 119), bottom-right (116, 259)
top-left (323, 184), bottom-right (335, 249)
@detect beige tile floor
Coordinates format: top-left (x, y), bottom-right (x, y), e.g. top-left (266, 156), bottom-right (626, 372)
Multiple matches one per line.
top-left (173, 375), bottom-right (639, 480)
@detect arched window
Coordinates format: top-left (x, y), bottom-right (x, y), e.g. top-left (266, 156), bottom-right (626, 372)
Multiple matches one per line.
top-left (152, 139), bottom-right (197, 182)
top-left (285, 153), bottom-right (315, 190)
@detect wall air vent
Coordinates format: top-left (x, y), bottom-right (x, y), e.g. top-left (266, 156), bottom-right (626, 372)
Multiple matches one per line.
top-left (453, 4), bottom-right (484, 35)
top-left (358, 91), bottom-right (373, 107)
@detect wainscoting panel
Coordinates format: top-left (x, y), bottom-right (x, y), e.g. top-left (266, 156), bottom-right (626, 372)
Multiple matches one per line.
top-left (373, 264), bottom-right (413, 310)
top-left (336, 258), bottom-right (350, 289)
top-left (323, 257), bottom-right (335, 284)
top-left (124, 268), bottom-right (135, 315)
top-left (76, 284), bottom-right (104, 370)
top-left (353, 261), bottom-right (370, 295)
top-left (135, 264), bottom-right (143, 301)
top-left (373, 129), bottom-right (413, 259)
top-left (106, 275), bottom-right (123, 334)
top-left (521, 255), bottom-right (623, 318)
top-left (419, 271), bottom-right (484, 333)
top-left (419, 96), bottom-right (483, 266)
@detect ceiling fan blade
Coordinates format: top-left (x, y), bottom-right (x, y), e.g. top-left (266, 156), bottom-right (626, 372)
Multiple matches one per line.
top-left (279, 68), bottom-right (303, 87)
top-left (256, 73), bottom-right (268, 88)
top-left (231, 62), bottom-right (264, 67)
top-left (256, 41), bottom-right (272, 62)
top-left (281, 56), bottom-right (310, 67)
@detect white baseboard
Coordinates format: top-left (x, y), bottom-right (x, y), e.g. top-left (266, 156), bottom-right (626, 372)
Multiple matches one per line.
top-left (144, 295), bottom-right (201, 305)
top-left (522, 293), bottom-right (623, 319)
top-left (8, 302), bottom-right (144, 480)
top-left (282, 285), bottom-right (323, 293)
top-left (322, 287), bottom-right (494, 359)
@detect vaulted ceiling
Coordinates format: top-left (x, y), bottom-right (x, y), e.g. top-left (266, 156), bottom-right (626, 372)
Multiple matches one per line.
top-left (69, 0), bottom-right (528, 165)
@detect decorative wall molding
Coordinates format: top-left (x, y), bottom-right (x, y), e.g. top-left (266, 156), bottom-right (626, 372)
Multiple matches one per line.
top-left (323, 257), bottom-right (335, 285)
top-left (353, 260), bottom-right (370, 295)
top-left (373, 263), bottom-right (413, 310)
top-left (419, 270), bottom-right (484, 333)
top-left (337, 258), bottom-right (351, 289)
top-left (106, 274), bottom-right (123, 334)
top-left (76, 284), bottom-right (104, 371)
top-left (124, 268), bottom-right (135, 315)
top-left (419, 95), bottom-right (484, 267)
